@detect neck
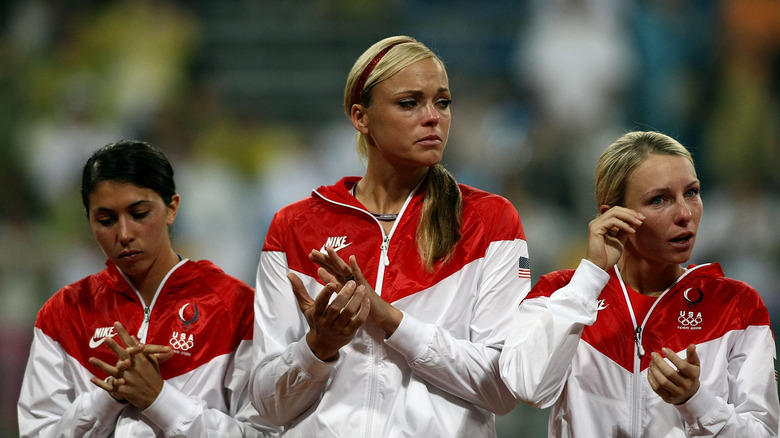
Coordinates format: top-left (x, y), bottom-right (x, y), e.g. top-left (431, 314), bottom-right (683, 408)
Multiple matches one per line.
top-left (617, 256), bottom-right (685, 297)
top-left (127, 249), bottom-right (180, 305)
top-left (355, 168), bottom-right (428, 214)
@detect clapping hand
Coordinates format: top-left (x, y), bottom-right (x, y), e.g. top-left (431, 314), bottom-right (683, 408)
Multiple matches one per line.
top-left (288, 272), bottom-right (370, 361)
top-left (309, 248), bottom-right (403, 335)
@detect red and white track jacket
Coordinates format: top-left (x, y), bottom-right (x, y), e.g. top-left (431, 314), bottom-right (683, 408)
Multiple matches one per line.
top-left (18, 259), bottom-right (276, 437)
top-left (500, 259), bottom-right (780, 437)
top-left (251, 176), bottom-right (530, 437)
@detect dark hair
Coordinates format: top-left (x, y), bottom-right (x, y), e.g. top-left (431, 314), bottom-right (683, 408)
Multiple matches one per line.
top-left (81, 140), bottom-right (176, 216)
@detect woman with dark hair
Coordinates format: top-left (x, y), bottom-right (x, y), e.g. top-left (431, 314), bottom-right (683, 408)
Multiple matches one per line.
top-left (250, 36), bottom-right (530, 437)
top-left (18, 140), bottom-right (275, 437)
top-left (499, 131), bottom-right (779, 437)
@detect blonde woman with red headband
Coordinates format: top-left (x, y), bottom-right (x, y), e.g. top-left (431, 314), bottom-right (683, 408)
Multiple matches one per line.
top-left (249, 36), bottom-right (530, 437)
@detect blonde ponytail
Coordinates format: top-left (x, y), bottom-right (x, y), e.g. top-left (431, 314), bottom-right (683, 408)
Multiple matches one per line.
top-left (417, 164), bottom-right (462, 272)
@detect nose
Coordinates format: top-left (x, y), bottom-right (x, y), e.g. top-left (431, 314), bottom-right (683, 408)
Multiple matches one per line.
top-left (422, 102), bottom-right (440, 126)
top-left (675, 198), bottom-right (693, 224)
top-left (117, 217), bottom-right (135, 245)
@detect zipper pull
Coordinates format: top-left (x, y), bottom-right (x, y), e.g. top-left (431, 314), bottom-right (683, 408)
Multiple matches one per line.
top-left (136, 306), bottom-right (152, 343)
top-left (634, 326), bottom-right (645, 357)
top-left (380, 236), bottom-right (390, 266)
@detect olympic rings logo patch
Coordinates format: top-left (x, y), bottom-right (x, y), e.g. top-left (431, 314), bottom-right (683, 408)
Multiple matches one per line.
top-left (169, 331), bottom-right (195, 351)
top-left (678, 311), bottom-right (703, 327)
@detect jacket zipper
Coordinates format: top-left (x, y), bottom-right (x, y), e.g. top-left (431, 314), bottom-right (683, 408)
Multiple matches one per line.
top-left (314, 179), bottom-right (424, 434)
top-left (119, 259), bottom-right (187, 343)
top-left (616, 266), bottom-right (691, 437)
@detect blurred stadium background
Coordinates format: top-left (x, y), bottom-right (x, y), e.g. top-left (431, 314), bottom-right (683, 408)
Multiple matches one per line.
top-left (1, 0), bottom-right (779, 436)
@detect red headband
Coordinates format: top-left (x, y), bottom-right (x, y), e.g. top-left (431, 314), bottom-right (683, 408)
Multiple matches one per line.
top-left (351, 41), bottom-right (405, 106)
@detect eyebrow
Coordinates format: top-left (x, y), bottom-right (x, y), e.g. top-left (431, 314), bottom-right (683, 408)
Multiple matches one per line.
top-left (640, 179), bottom-right (700, 198)
top-left (395, 87), bottom-right (450, 96)
top-left (92, 199), bottom-right (152, 214)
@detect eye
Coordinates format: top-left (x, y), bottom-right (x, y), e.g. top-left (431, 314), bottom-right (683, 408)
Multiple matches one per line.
top-left (132, 211), bottom-right (151, 220)
top-left (437, 98), bottom-right (452, 109)
top-left (685, 187), bottom-right (700, 198)
top-left (95, 216), bottom-right (116, 226)
top-left (649, 195), bottom-right (665, 206)
top-left (397, 99), bottom-right (417, 109)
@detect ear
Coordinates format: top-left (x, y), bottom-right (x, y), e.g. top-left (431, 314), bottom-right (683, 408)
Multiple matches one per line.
top-left (598, 204), bottom-right (612, 215)
top-left (166, 194), bottom-right (180, 226)
top-left (350, 103), bottom-right (370, 135)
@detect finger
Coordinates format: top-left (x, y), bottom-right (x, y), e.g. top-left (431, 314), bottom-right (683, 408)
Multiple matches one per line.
top-left (104, 336), bottom-right (130, 360)
top-left (599, 205), bottom-right (645, 224)
top-left (323, 281), bottom-right (357, 319)
top-left (90, 376), bottom-right (114, 391)
top-left (308, 248), bottom-right (331, 267)
top-left (599, 217), bottom-right (639, 237)
top-left (348, 256), bottom-right (369, 286)
top-left (350, 294), bottom-right (371, 326)
top-left (308, 247), bottom-right (343, 276)
top-left (323, 246), bottom-right (352, 277)
top-left (142, 344), bottom-right (173, 356)
top-left (318, 267), bottom-right (340, 286)
top-left (89, 356), bottom-right (120, 376)
top-left (153, 350), bottom-right (176, 363)
top-left (339, 283), bottom-right (367, 321)
top-left (661, 348), bottom-right (688, 373)
top-left (685, 344), bottom-right (700, 366)
top-left (656, 350), bottom-right (696, 393)
top-left (288, 272), bottom-right (316, 312)
top-left (648, 352), bottom-right (680, 389)
top-left (595, 207), bottom-right (644, 234)
top-left (126, 342), bottom-right (145, 356)
top-left (113, 322), bottom-right (138, 348)
top-left (313, 282), bottom-right (340, 316)
top-left (647, 360), bottom-right (662, 391)
top-left (115, 357), bottom-right (132, 371)
top-left (662, 347), bottom-right (699, 381)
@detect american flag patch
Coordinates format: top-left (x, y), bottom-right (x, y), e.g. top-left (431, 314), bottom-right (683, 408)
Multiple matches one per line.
top-left (518, 256), bottom-right (531, 279)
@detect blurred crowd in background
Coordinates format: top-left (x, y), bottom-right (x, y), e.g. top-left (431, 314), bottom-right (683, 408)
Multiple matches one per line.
top-left (1, 0), bottom-right (779, 436)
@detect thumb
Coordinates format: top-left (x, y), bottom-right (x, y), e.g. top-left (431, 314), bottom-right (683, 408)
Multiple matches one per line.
top-left (288, 272), bottom-right (314, 312)
top-left (348, 256), bottom-right (368, 286)
top-left (685, 343), bottom-right (700, 366)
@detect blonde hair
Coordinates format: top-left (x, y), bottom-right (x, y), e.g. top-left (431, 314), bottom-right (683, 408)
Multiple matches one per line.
top-left (595, 131), bottom-right (694, 208)
top-left (345, 36), bottom-right (462, 271)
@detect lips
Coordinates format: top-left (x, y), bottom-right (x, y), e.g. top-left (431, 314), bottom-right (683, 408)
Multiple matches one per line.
top-left (417, 134), bottom-right (442, 145)
top-left (118, 250), bottom-right (141, 259)
top-left (669, 233), bottom-right (695, 250)
top-left (669, 233), bottom-right (693, 243)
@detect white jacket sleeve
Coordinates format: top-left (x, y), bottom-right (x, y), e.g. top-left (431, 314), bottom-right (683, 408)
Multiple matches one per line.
top-left (499, 259), bottom-right (609, 408)
top-left (141, 339), bottom-right (278, 437)
top-left (676, 324), bottom-right (779, 437)
top-left (18, 327), bottom-right (125, 438)
top-left (250, 249), bottom-right (335, 427)
top-left (384, 238), bottom-right (530, 415)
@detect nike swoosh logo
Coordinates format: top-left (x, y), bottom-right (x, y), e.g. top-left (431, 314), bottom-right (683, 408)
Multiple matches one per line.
top-left (89, 335), bottom-right (114, 349)
top-left (319, 242), bottom-right (353, 253)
